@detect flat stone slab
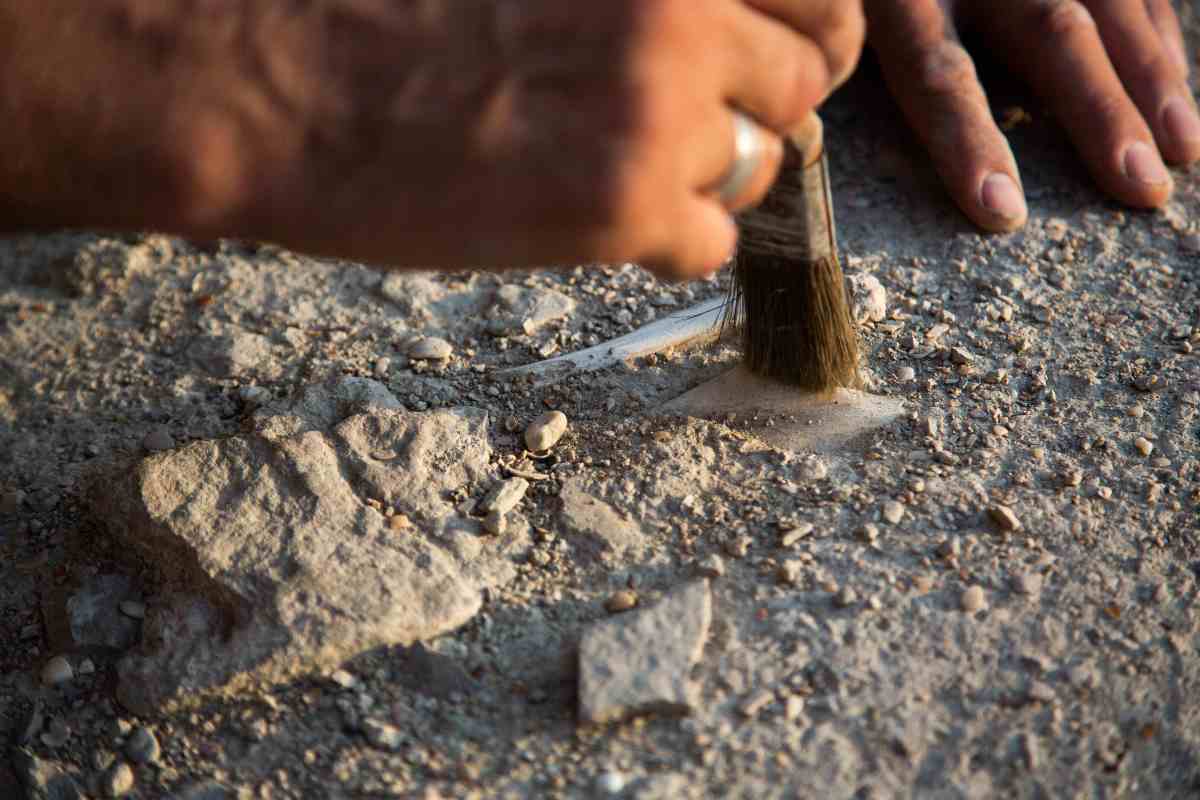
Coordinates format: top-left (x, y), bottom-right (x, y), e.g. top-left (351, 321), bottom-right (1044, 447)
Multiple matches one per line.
top-left (660, 366), bottom-right (906, 454)
top-left (578, 580), bottom-right (712, 725)
top-left (88, 378), bottom-right (530, 713)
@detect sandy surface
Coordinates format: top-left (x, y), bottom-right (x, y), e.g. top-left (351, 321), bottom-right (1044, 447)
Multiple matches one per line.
top-left (2, 12), bottom-right (1200, 799)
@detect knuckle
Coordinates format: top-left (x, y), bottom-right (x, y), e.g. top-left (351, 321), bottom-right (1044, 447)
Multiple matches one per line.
top-left (1029, 0), bottom-right (1095, 42)
top-left (913, 41), bottom-right (979, 96)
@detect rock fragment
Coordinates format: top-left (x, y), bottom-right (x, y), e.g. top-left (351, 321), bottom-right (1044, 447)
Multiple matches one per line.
top-left (578, 581), bottom-right (712, 725)
top-left (988, 505), bottom-right (1022, 532)
top-left (848, 273), bottom-right (887, 324)
top-left (101, 762), bottom-right (134, 798)
top-left (480, 477), bottom-right (528, 516)
top-left (124, 727), bottom-right (160, 764)
top-left (604, 590), bottom-right (639, 614)
top-left (882, 501), bottom-right (905, 525)
top-left (1134, 437), bottom-right (1154, 457)
top-left (524, 411), bottom-right (568, 452)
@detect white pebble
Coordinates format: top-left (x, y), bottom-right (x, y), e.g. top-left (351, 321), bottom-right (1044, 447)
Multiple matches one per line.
top-left (882, 501), bottom-right (905, 525)
top-left (407, 337), bottom-right (453, 360)
top-left (896, 366), bottom-right (916, 382)
top-left (1134, 437), bottom-right (1154, 457)
top-left (524, 411), bottom-right (568, 452)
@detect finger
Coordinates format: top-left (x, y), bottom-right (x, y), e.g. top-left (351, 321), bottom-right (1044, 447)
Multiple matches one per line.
top-left (717, 1), bottom-right (831, 133)
top-left (639, 198), bottom-right (739, 281)
top-left (865, 0), bottom-right (1028, 231)
top-left (980, 1), bottom-right (1172, 208)
top-left (1087, 0), bottom-right (1200, 164)
top-left (1145, 0), bottom-right (1190, 77)
top-left (743, 0), bottom-right (867, 96)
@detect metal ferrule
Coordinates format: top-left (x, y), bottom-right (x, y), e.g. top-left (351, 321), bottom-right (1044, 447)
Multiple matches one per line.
top-left (736, 141), bottom-right (837, 263)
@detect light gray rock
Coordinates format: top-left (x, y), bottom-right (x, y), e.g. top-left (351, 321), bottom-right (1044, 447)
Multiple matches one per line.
top-left (89, 378), bottom-right (529, 713)
top-left (124, 727), bottom-right (160, 764)
top-left (493, 285), bottom-right (576, 334)
top-left (480, 477), bottom-right (528, 516)
top-left (559, 477), bottom-right (648, 564)
top-left (848, 272), bottom-right (887, 324)
top-left (66, 574), bottom-right (142, 651)
top-left (578, 580), bottom-right (712, 724)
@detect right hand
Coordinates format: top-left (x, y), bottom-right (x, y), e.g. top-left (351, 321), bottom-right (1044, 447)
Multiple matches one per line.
top-left (158, 0), bottom-right (865, 280)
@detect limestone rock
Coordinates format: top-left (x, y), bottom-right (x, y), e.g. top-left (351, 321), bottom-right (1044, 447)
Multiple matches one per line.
top-left (578, 580), bottom-right (712, 724)
top-left (848, 273), bottom-right (887, 324)
top-left (524, 411), bottom-right (568, 452)
top-left (89, 378), bottom-right (529, 713)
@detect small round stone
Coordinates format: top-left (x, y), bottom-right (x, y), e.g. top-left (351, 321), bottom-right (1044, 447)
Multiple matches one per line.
top-left (597, 771), bottom-right (627, 795)
top-left (604, 590), bottom-right (638, 614)
top-left (41, 655), bottom-right (73, 686)
top-left (102, 762), bottom-right (135, 798)
top-left (373, 357), bottom-right (392, 379)
top-left (524, 411), bottom-right (568, 452)
top-left (961, 585), bottom-right (987, 613)
top-left (834, 586), bottom-right (859, 608)
top-left (1126, 404), bottom-right (1144, 419)
top-left (882, 501), bottom-right (905, 525)
top-left (142, 426), bottom-right (174, 453)
top-left (896, 366), bottom-right (916, 382)
top-left (407, 337), bottom-right (453, 360)
top-left (125, 726), bottom-right (160, 764)
top-left (1134, 437), bottom-right (1154, 457)
top-left (388, 514), bottom-right (411, 532)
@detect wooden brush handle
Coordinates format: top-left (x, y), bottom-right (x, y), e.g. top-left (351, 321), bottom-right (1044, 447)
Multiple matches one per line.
top-left (736, 112), bottom-right (836, 261)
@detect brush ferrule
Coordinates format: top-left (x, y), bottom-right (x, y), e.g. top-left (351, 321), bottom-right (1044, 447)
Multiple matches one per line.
top-left (736, 141), bottom-right (836, 263)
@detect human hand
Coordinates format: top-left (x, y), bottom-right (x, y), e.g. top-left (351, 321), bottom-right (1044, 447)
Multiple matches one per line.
top-left (157, 0), bottom-right (864, 280)
top-left (864, 0), bottom-right (1199, 232)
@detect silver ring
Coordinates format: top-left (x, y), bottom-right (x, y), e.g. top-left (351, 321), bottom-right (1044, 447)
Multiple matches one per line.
top-left (717, 111), bottom-right (763, 205)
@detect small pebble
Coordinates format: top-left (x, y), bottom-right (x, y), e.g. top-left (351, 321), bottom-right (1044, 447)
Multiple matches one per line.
top-left (362, 718), bottom-right (404, 751)
top-left (696, 553), bottom-right (726, 578)
top-left (41, 655), bottom-right (73, 686)
top-left (125, 726), bottom-right (160, 764)
top-left (102, 762), bottom-right (135, 799)
top-left (77, 658), bottom-right (96, 676)
top-left (739, 690), bottom-right (774, 718)
top-left (1096, 486), bottom-right (1113, 500)
top-left (834, 586), bottom-right (859, 608)
top-left (1027, 681), bottom-right (1056, 704)
top-left (1134, 437), bottom-right (1154, 457)
top-left (372, 357), bottom-right (391, 379)
top-left (407, 337), bottom-right (453, 360)
top-left (388, 514), bottom-right (411, 532)
top-left (937, 537), bottom-right (962, 558)
top-left (785, 695), bottom-right (806, 722)
top-left (856, 524), bottom-right (880, 543)
top-left (1127, 404), bottom-right (1144, 419)
top-left (779, 523), bottom-right (814, 547)
top-left (988, 505), bottom-right (1022, 532)
top-left (1011, 572), bottom-right (1043, 596)
top-left (118, 600), bottom-right (145, 620)
top-left (604, 590), bottom-right (638, 614)
top-left (483, 509), bottom-right (507, 536)
top-left (961, 585), bottom-right (987, 613)
top-left (524, 411), bottom-right (568, 452)
top-left (329, 669), bottom-right (357, 689)
top-left (724, 536), bottom-right (752, 559)
top-left (896, 366), bottom-right (916, 382)
top-left (596, 771), bottom-right (627, 795)
top-left (882, 501), bottom-right (905, 525)
top-left (142, 427), bottom-right (174, 453)
top-left (777, 560), bottom-right (803, 586)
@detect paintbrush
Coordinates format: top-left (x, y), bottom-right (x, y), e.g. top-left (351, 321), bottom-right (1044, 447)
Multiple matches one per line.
top-left (723, 113), bottom-right (859, 391)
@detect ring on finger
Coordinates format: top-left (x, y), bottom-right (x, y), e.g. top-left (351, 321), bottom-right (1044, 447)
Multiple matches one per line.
top-left (717, 110), bottom-right (765, 205)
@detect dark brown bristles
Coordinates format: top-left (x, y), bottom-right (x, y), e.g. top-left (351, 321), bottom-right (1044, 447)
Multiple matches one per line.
top-left (724, 251), bottom-right (859, 391)
top-left (723, 114), bottom-right (860, 392)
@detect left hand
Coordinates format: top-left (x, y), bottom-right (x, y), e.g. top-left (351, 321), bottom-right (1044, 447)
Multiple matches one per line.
top-left (864, 0), bottom-right (1199, 232)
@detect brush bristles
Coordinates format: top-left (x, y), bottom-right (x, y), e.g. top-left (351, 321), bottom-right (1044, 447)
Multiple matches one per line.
top-left (723, 252), bottom-right (860, 391)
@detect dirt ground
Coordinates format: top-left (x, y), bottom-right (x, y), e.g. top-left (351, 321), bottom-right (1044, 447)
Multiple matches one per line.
top-left (2, 11), bottom-right (1200, 800)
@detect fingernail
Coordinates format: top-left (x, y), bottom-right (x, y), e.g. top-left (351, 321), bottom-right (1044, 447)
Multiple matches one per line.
top-left (1162, 96), bottom-right (1200, 150)
top-left (1122, 141), bottom-right (1171, 185)
top-left (979, 173), bottom-right (1026, 221)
